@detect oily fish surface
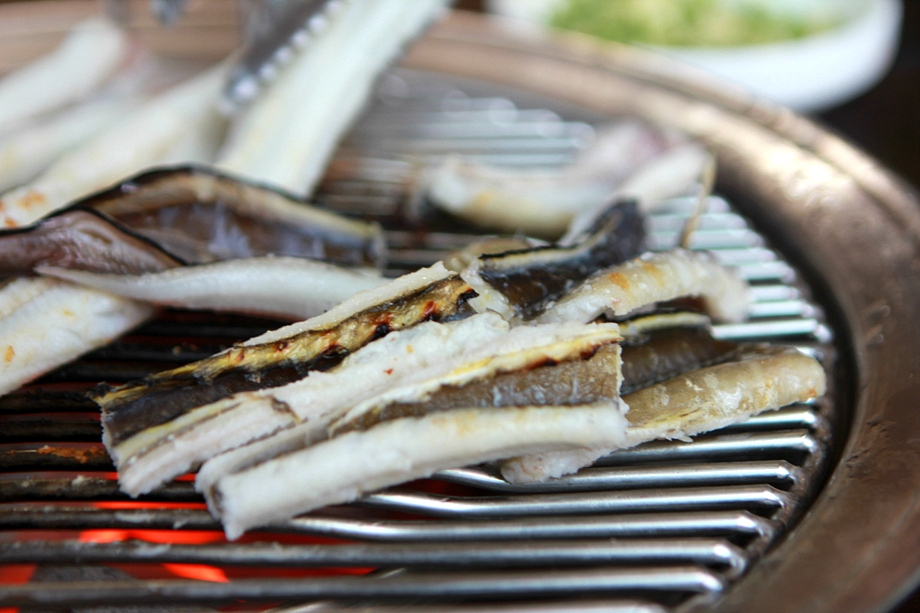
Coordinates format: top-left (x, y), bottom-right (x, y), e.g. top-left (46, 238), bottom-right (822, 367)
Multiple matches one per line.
top-left (215, 403), bottom-right (628, 540)
top-left (100, 264), bottom-right (467, 461)
top-left (205, 319), bottom-right (625, 537)
top-left (199, 313), bottom-right (624, 499)
top-left (538, 249), bottom-right (750, 324)
top-left (622, 346), bottom-right (826, 443)
top-left (121, 311), bottom-right (515, 497)
top-left (105, 266), bottom-right (473, 496)
top-left (500, 338), bottom-right (825, 484)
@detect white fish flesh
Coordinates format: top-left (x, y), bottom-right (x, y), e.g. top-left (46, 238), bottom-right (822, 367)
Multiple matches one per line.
top-left (99, 263), bottom-right (475, 495)
top-left (218, 0), bottom-right (450, 195)
top-left (560, 143), bottom-right (714, 245)
top-left (196, 332), bottom-right (624, 500)
top-left (618, 318), bottom-right (741, 393)
top-left (460, 201), bottom-right (645, 320)
top-left (500, 346), bottom-right (826, 483)
top-left (215, 402), bottom-right (629, 540)
top-left (242, 262), bottom-right (456, 346)
top-left (0, 17), bottom-right (128, 136)
top-left (118, 313), bottom-right (617, 497)
top-left (327, 319), bottom-right (621, 432)
top-left (0, 0), bottom-right (447, 398)
top-left (36, 256), bottom-right (387, 320)
top-left (536, 249), bottom-right (750, 325)
top-left (153, 313), bottom-right (511, 498)
top-left (0, 96), bottom-right (134, 193)
top-left (422, 122), bottom-right (675, 238)
top-left (0, 64), bottom-right (231, 396)
top-left (0, 63), bottom-right (228, 227)
top-left (200, 314), bottom-right (623, 537)
top-left (116, 312), bottom-right (509, 496)
top-left (0, 277), bottom-right (152, 396)
top-left (622, 346), bottom-right (826, 443)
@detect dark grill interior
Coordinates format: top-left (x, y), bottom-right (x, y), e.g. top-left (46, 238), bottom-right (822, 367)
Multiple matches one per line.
top-left (0, 70), bottom-right (837, 612)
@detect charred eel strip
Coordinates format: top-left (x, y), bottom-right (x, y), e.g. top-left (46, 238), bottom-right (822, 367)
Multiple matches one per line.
top-left (462, 200), bottom-right (645, 320)
top-left (98, 264), bottom-right (474, 457)
top-left (501, 346), bottom-right (826, 483)
top-left (194, 318), bottom-right (622, 502)
top-left (537, 248), bottom-right (750, 324)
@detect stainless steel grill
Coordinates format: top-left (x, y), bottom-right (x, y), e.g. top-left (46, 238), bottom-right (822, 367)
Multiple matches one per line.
top-left (0, 67), bottom-right (838, 612)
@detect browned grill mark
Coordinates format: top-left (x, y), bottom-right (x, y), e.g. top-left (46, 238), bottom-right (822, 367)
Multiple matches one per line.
top-left (100, 275), bottom-right (475, 449)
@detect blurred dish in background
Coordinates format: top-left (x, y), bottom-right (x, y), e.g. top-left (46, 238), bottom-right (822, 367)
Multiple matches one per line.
top-left (488, 0), bottom-right (902, 112)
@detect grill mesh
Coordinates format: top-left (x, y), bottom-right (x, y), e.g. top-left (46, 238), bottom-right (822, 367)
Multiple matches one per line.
top-left (0, 70), bottom-right (836, 611)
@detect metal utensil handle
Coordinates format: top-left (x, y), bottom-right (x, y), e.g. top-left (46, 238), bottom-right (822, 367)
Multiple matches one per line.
top-left (222, 0), bottom-right (343, 109)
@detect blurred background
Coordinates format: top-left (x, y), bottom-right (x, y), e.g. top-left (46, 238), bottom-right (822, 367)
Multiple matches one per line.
top-left (458, 0), bottom-right (920, 187)
top-left (0, 0), bottom-right (913, 187)
top-left (817, 1), bottom-right (918, 190)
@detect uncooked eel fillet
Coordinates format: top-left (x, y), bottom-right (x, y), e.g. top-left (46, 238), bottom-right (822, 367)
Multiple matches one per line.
top-left (501, 346), bottom-right (826, 483)
top-left (536, 248), bottom-right (750, 325)
top-left (74, 165), bottom-right (386, 269)
top-left (0, 64), bottom-right (228, 228)
top-left (0, 164), bottom-right (388, 277)
top-left (100, 263), bottom-right (474, 495)
top-left (0, 96), bottom-right (134, 194)
top-left (560, 142), bottom-right (713, 244)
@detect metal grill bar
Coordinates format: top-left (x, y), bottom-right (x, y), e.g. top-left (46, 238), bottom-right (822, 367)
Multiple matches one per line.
top-left (271, 600), bottom-right (671, 613)
top-left (0, 539), bottom-right (750, 578)
top-left (435, 461), bottom-right (803, 493)
top-left (354, 119), bottom-right (592, 140)
top-left (0, 413), bottom-right (101, 442)
top-left (0, 473), bottom-right (199, 502)
top-left (715, 406), bottom-right (829, 437)
top-left (359, 486), bottom-right (794, 520)
top-left (648, 229), bottom-right (764, 252)
top-left (0, 567), bottom-right (727, 607)
top-left (712, 320), bottom-right (829, 342)
top-left (595, 431), bottom-right (823, 466)
top-left (0, 506), bottom-right (776, 545)
top-left (747, 285), bottom-right (802, 301)
top-left (646, 214), bottom-right (748, 233)
top-left (281, 512), bottom-right (777, 547)
top-left (747, 300), bottom-right (817, 319)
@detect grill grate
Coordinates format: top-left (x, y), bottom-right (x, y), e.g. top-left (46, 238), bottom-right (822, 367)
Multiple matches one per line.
top-left (0, 70), bottom-right (836, 611)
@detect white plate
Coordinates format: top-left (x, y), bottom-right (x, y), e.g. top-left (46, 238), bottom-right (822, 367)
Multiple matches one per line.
top-left (488, 0), bottom-right (903, 112)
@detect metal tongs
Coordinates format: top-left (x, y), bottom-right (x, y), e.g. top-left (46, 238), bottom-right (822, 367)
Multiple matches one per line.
top-left (109, 0), bottom-right (345, 109)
